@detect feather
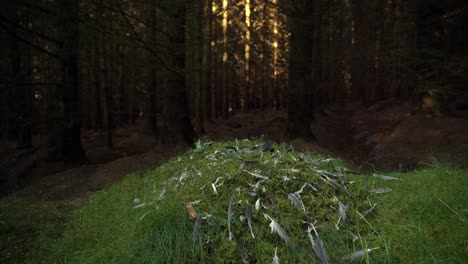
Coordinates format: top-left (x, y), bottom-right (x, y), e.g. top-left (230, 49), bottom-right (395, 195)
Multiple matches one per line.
top-left (363, 203), bottom-right (378, 217)
top-left (294, 182), bottom-right (310, 196)
top-left (307, 224), bottom-right (329, 264)
top-left (340, 247), bottom-right (379, 262)
top-left (272, 247), bottom-right (280, 264)
top-left (134, 203), bottom-right (146, 209)
top-left (211, 183), bottom-right (218, 195)
top-left (313, 237), bottom-right (329, 264)
top-left (244, 203), bottom-right (255, 238)
top-left (233, 232), bottom-right (249, 264)
top-left (192, 216), bottom-right (204, 245)
top-left (255, 198), bottom-right (261, 211)
top-left (187, 200), bottom-right (201, 205)
top-left (288, 193), bottom-right (306, 211)
top-left (228, 194), bottom-right (235, 241)
top-left (260, 142), bottom-right (272, 152)
top-left (368, 188), bottom-right (392, 194)
top-left (339, 201), bottom-right (349, 222)
top-left (243, 169), bottom-right (270, 180)
top-left (263, 214), bottom-right (295, 248)
top-left (372, 173), bottom-right (401, 181)
top-left (280, 175), bottom-right (291, 182)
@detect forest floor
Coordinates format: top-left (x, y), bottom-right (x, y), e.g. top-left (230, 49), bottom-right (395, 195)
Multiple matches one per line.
top-left (8, 99), bottom-right (468, 205)
top-left (1, 100), bottom-right (468, 262)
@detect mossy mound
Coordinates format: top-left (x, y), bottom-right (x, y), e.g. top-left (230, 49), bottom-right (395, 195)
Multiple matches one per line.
top-left (53, 139), bottom-right (390, 263)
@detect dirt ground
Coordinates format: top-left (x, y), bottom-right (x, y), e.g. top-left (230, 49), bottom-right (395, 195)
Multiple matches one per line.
top-left (5, 100), bottom-right (468, 203)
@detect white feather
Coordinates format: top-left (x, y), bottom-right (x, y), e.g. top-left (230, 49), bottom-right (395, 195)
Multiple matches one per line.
top-left (341, 247), bottom-right (379, 262)
top-left (263, 214), bottom-right (295, 248)
top-left (288, 193), bottom-right (306, 211)
top-left (255, 198), bottom-right (261, 211)
top-left (272, 247), bottom-right (280, 264)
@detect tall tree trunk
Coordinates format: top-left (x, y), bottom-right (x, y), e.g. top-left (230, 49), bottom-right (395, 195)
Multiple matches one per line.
top-left (193, 0), bottom-right (205, 133)
top-left (95, 0), bottom-right (112, 148)
top-left (202, 0), bottom-right (213, 120)
top-left (287, 1), bottom-right (315, 139)
top-left (57, 0), bottom-right (86, 162)
top-left (144, 0), bottom-right (159, 137)
top-left (160, 1), bottom-right (197, 145)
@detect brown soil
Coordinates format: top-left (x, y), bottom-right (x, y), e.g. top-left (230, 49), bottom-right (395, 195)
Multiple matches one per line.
top-left (313, 100), bottom-right (468, 171)
top-left (6, 101), bottom-right (468, 203)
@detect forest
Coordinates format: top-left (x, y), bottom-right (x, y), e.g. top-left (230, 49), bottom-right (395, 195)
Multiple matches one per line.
top-left (0, 0), bottom-right (467, 263)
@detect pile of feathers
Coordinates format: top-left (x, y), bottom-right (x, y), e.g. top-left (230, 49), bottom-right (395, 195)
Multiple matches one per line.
top-left (151, 139), bottom-right (398, 263)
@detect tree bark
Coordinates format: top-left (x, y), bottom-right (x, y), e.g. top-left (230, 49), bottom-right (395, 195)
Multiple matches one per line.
top-left (57, 0), bottom-right (86, 162)
top-left (287, 1), bottom-right (315, 139)
top-left (160, 1), bottom-right (197, 145)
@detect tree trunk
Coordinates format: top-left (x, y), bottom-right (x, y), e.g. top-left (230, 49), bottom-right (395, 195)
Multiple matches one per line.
top-left (144, 0), bottom-right (159, 137)
top-left (287, 1), bottom-right (315, 139)
top-left (160, 1), bottom-right (197, 145)
top-left (57, 0), bottom-right (86, 162)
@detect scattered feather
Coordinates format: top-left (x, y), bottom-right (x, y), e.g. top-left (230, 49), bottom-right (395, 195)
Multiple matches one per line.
top-left (211, 183), bottom-right (218, 195)
top-left (259, 142), bottom-right (272, 152)
top-left (368, 188), bottom-right (392, 194)
top-left (280, 175), bottom-right (291, 182)
top-left (339, 201), bottom-right (349, 222)
top-left (372, 173), bottom-right (401, 181)
top-left (341, 247), bottom-right (379, 262)
top-left (363, 203), bottom-right (378, 217)
top-left (157, 188), bottom-right (166, 200)
top-left (295, 182), bottom-right (311, 196)
top-left (244, 203), bottom-right (255, 238)
top-left (192, 216), bottom-right (204, 245)
top-left (263, 214), bottom-right (295, 248)
top-left (228, 194), bottom-right (235, 241)
top-left (243, 169), bottom-right (270, 180)
top-left (307, 224), bottom-right (329, 264)
top-left (139, 211), bottom-right (151, 221)
top-left (133, 198), bottom-right (141, 204)
top-left (272, 247), bottom-right (280, 264)
top-left (233, 232), bottom-right (249, 264)
top-left (133, 203), bottom-right (146, 209)
top-left (288, 193), bottom-right (306, 211)
top-left (191, 166), bottom-right (202, 177)
top-left (313, 237), bottom-right (329, 264)
top-left (255, 198), bottom-right (261, 211)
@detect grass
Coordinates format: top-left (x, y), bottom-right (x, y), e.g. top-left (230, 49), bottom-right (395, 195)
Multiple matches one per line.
top-left (0, 198), bottom-right (71, 263)
top-left (1, 139), bottom-right (467, 263)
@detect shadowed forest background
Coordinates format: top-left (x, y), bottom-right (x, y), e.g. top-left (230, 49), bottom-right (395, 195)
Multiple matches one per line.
top-left (1, 0), bottom-right (467, 198)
